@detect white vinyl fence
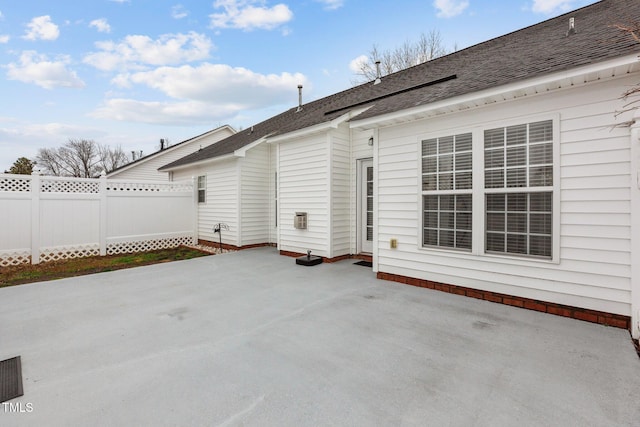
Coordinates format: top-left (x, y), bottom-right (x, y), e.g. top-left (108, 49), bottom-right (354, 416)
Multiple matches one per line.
top-left (0, 172), bottom-right (196, 266)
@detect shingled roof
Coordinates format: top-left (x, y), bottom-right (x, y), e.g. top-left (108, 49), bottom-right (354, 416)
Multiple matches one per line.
top-left (160, 0), bottom-right (640, 171)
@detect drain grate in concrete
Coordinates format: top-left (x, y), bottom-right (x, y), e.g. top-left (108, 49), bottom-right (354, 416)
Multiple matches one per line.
top-left (0, 356), bottom-right (23, 403)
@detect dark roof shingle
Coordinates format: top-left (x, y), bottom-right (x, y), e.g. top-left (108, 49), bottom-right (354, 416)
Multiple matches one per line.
top-left (161, 0), bottom-right (640, 170)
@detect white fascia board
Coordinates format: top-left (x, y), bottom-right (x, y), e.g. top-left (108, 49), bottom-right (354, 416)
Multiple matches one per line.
top-left (233, 136), bottom-right (268, 157)
top-left (159, 153), bottom-right (236, 173)
top-left (267, 107), bottom-right (370, 144)
top-left (349, 54), bottom-right (640, 130)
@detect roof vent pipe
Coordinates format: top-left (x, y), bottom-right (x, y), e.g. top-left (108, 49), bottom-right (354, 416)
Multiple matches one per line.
top-left (566, 17), bottom-right (576, 36)
top-left (374, 60), bottom-right (382, 85)
top-left (160, 138), bottom-right (165, 150)
top-left (297, 85), bottom-right (303, 112)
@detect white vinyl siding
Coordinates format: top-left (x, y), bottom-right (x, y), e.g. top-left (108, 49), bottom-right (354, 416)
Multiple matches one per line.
top-left (376, 75), bottom-right (634, 316)
top-left (173, 159), bottom-right (239, 246)
top-left (278, 134), bottom-right (329, 256)
top-left (331, 127), bottom-right (351, 258)
top-left (240, 143), bottom-right (271, 246)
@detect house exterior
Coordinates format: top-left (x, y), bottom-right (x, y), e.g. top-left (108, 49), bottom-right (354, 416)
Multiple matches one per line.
top-left (106, 125), bottom-right (235, 181)
top-left (161, 0), bottom-right (640, 339)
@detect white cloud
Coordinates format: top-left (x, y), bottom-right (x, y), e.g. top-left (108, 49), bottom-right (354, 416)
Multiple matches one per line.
top-left (90, 99), bottom-right (237, 125)
top-left (115, 63), bottom-right (307, 106)
top-left (23, 15), bottom-right (60, 41)
top-left (0, 35), bottom-right (9, 43)
top-left (6, 51), bottom-right (85, 89)
top-left (433, 0), bottom-right (469, 18)
top-left (172, 4), bottom-right (189, 19)
top-left (530, 0), bottom-right (583, 14)
top-left (89, 18), bottom-right (111, 33)
top-left (315, 0), bottom-right (344, 10)
top-left (210, 0), bottom-right (293, 31)
top-left (83, 32), bottom-right (213, 71)
top-left (94, 63), bottom-right (307, 125)
top-left (348, 55), bottom-right (368, 73)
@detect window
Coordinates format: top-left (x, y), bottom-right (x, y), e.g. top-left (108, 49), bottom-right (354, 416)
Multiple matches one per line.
top-left (484, 120), bottom-right (553, 258)
top-left (197, 175), bottom-right (206, 203)
top-left (421, 133), bottom-right (472, 250)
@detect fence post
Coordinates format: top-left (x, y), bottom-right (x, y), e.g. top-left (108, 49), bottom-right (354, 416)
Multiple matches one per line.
top-left (99, 172), bottom-right (108, 256)
top-left (30, 171), bottom-right (41, 264)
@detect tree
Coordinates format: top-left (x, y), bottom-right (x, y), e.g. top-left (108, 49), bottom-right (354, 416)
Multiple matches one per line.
top-left (5, 157), bottom-right (36, 175)
top-left (352, 30), bottom-right (451, 85)
top-left (36, 139), bottom-right (130, 178)
top-left (612, 22), bottom-right (640, 117)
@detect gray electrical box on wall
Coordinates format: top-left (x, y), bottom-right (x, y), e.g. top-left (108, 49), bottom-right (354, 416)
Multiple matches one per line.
top-left (294, 212), bottom-right (307, 229)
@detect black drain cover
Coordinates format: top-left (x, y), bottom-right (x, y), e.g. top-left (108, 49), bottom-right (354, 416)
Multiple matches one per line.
top-left (353, 260), bottom-right (372, 267)
top-left (0, 356), bottom-right (23, 403)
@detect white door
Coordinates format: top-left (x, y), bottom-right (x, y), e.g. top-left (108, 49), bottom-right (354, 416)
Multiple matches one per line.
top-left (358, 159), bottom-right (374, 254)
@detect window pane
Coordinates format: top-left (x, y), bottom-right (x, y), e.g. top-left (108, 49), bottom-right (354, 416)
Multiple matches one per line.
top-left (457, 194), bottom-right (472, 211)
top-left (455, 133), bottom-right (472, 151)
top-left (529, 166), bottom-right (553, 187)
top-left (456, 152), bottom-right (472, 170)
top-left (455, 172), bottom-right (472, 190)
top-left (506, 168), bottom-right (526, 187)
top-left (484, 128), bottom-right (504, 149)
top-left (485, 170), bottom-right (504, 188)
top-left (422, 174), bottom-right (437, 191)
top-left (456, 231), bottom-right (472, 250)
top-left (439, 195), bottom-right (453, 210)
top-left (439, 136), bottom-right (454, 154)
top-left (486, 233), bottom-right (505, 252)
top-left (507, 213), bottom-right (527, 233)
top-left (423, 195), bottom-right (438, 211)
top-left (486, 193), bottom-right (505, 211)
top-left (422, 157), bottom-right (436, 173)
top-left (529, 143), bottom-right (552, 165)
top-left (439, 173), bottom-right (453, 190)
top-left (529, 120), bottom-right (553, 143)
top-left (487, 213), bottom-right (505, 231)
top-left (530, 213), bottom-right (551, 234)
top-left (530, 235), bottom-right (551, 257)
top-left (439, 230), bottom-right (454, 247)
top-left (439, 155), bottom-right (453, 172)
top-left (506, 234), bottom-right (527, 254)
top-left (485, 148), bottom-right (504, 169)
top-left (440, 212), bottom-right (454, 229)
top-left (424, 229), bottom-right (438, 246)
top-left (506, 124), bottom-right (527, 146)
top-left (422, 139), bottom-right (437, 156)
top-left (424, 211), bottom-right (438, 228)
top-left (506, 146), bottom-right (526, 167)
top-left (457, 212), bottom-right (472, 230)
top-left (530, 192), bottom-right (552, 212)
top-left (507, 193), bottom-right (527, 211)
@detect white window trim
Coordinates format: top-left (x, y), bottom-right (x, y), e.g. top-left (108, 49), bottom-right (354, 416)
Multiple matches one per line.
top-left (417, 114), bottom-right (560, 264)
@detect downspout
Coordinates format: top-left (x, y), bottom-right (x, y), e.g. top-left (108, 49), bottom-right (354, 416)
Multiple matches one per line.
top-left (630, 112), bottom-right (640, 340)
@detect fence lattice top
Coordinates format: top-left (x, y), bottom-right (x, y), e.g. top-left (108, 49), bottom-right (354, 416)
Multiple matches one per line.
top-left (0, 174), bottom-right (193, 194)
top-left (41, 177), bottom-right (100, 193)
top-left (0, 175), bottom-right (31, 192)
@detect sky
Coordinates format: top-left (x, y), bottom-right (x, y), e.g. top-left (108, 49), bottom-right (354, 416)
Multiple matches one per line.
top-left (0, 0), bottom-right (597, 171)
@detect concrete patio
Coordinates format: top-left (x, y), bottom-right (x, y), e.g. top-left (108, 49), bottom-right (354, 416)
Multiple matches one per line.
top-left (1, 247), bottom-right (638, 426)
